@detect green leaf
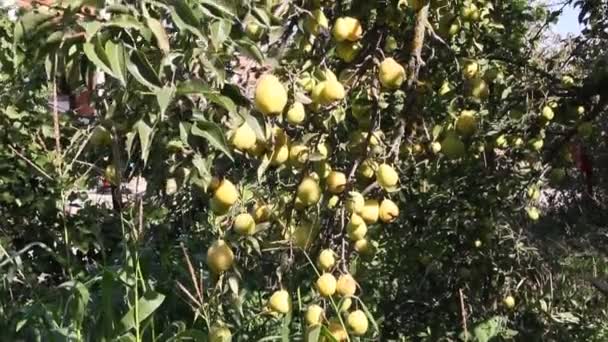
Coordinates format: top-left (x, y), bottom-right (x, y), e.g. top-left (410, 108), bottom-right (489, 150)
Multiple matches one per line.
top-left (135, 120), bottom-right (153, 165)
top-left (191, 120), bottom-right (234, 161)
top-left (200, 0), bottom-right (238, 19)
top-left (146, 17), bottom-right (170, 53)
top-left (80, 21), bottom-right (102, 41)
top-left (105, 40), bottom-right (127, 85)
top-left (238, 110), bottom-right (265, 141)
top-left (156, 86), bottom-right (175, 118)
top-left (166, 329), bottom-right (206, 342)
top-left (118, 291), bottom-right (165, 334)
top-left (234, 39), bottom-right (265, 64)
top-left (83, 40), bottom-right (117, 80)
top-left (170, 0), bottom-right (204, 39)
top-left (209, 20), bottom-right (232, 50)
top-left (105, 15), bottom-right (148, 32)
top-left (305, 325), bottom-right (321, 342)
top-left (176, 79), bottom-right (213, 95)
top-left (126, 51), bottom-right (162, 90)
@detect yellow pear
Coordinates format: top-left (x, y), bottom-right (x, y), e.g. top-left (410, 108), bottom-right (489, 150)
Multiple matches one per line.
top-left (297, 177), bottom-right (321, 206)
top-left (462, 60), bottom-right (479, 79)
top-left (332, 17), bottom-right (363, 42)
top-left (336, 274), bottom-right (357, 297)
top-left (292, 222), bottom-right (317, 248)
top-left (255, 74), bottom-right (287, 115)
top-left (358, 159), bottom-right (378, 179)
top-left (456, 110), bottom-right (477, 136)
top-left (268, 289), bottom-right (291, 314)
top-left (316, 273), bottom-right (337, 297)
top-left (233, 213), bottom-right (256, 235)
top-left (286, 102), bottom-right (306, 125)
top-left (376, 164), bottom-right (399, 190)
top-left (320, 79), bottom-right (345, 104)
top-left (209, 325), bottom-right (232, 342)
top-left (379, 58), bottom-right (406, 89)
top-left (461, 2), bottom-right (480, 21)
top-left (213, 179), bottom-right (238, 207)
top-left (252, 203), bottom-right (271, 223)
top-left (354, 238), bottom-right (374, 256)
top-left (503, 295), bottom-right (516, 309)
top-left (231, 122), bottom-right (256, 151)
top-left (304, 9), bottom-right (329, 36)
top-left (326, 171), bottom-right (347, 194)
top-left (317, 249), bottom-right (336, 271)
top-left (379, 199), bottom-right (399, 223)
top-left (361, 199), bottom-right (379, 224)
top-left (347, 214), bottom-right (368, 241)
top-left (431, 141), bottom-right (442, 154)
top-left (347, 310), bottom-right (369, 336)
top-left (328, 319), bottom-right (348, 341)
top-left (289, 144), bottom-right (310, 167)
top-left (336, 41), bottom-right (361, 62)
top-left (207, 240), bottom-right (234, 273)
top-left (305, 304), bottom-right (324, 326)
top-left (346, 191), bottom-right (365, 214)
top-left (210, 197), bottom-right (230, 215)
top-left (270, 143), bottom-right (289, 166)
top-left (104, 164), bottom-right (119, 186)
top-left (542, 105), bottom-right (554, 120)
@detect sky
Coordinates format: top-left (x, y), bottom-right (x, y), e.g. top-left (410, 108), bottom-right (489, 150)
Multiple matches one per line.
top-left (553, 4), bottom-right (584, 36)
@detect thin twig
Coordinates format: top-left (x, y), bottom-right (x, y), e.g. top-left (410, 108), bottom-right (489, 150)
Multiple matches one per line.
top-left (7, 145), bottom-right (53, 180)
top-left (459, 288), bottom-right (468, 341)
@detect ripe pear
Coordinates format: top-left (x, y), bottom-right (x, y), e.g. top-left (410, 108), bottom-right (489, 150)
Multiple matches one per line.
top-left (252, 203), bottom-right (271, 223)
top-left (328, 319), bottom-right (348, 341)
top-left (316, 273), bottom-right (337, 297)
top-left (474, 239), bottom-right (482, 248)
top-left (441, 133), bottom-right (465, 159)
top-left (376, 164), bottom-right (399, 190)
top-left (347, 218), bottom-right (368, 241)
top-left (438, 81), bottom-right (452, 96)
top-left (207, 240), bottom-right (234, 273)
top-left (456, 110), bottom-right (477, 136)
top-left (320, 79), bottom-right (345, 104)
top-left (526, 206), bottom-right (540, 221)
top-left (347, 310), bottom-right (369, 336)
top-left (361, 199), bottom-right (379, 224)
top-left (336, 41), bottom-right (361, 62)
top-left (541, 106), bottom-right (554, 121)
top-left (462, 60), bottom-right (479, 79)
top-left (270, 144), bottom-right (290, 166)
top-left (231, 123), bottom-right (256, 151)
top-left (292, 222), bottom-right (317, 248)
top-left (336, 274), bottom-right (357, 297)
top-left (326, 171), bottom-right (347, 194)
top-left (346, 191), bottom-right (365, 214)
top-left (332, 17), bottom-right (363, 42)
top-left (358, 159), bottom-right (378, 179)
top-left (305, 304), bottom-right (324, 326)
top-left (233, 213), bottom-right (256, 235)
top-left (317, 249), bottom-right (336, 271)
top-left (209, 325), bottom-right (232, 342)
top-left (530, 138), bottom-right (544, 151)
top-left (503, 295), bottom-right (516, 309)
top-left (304, 9), bottom-right (329, 36)
top-left (495, 134), bottom-right (508, 149)
top-left (213, 179), bottom-right (238, 207)
top-left (255, 74), bottom-right (287, 115)
top-left (431, 141), bottom-right (442, 154)
top-left (286, 102), bottom-right (306, 125)
top-left (289, 144), bottom-right (310, 167)
top-left (297, 177), bottom-right (321, 206)
top-left (379, 58), bottom-right (406, 89)
top-left (354, 238), bottom-right (374, 256)
top-left (379, 199), bottom-right (399, 223)
top-left (268, 289), bottom-right (291, 314)
top-left (561, 75), bottom-right (575, 88)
